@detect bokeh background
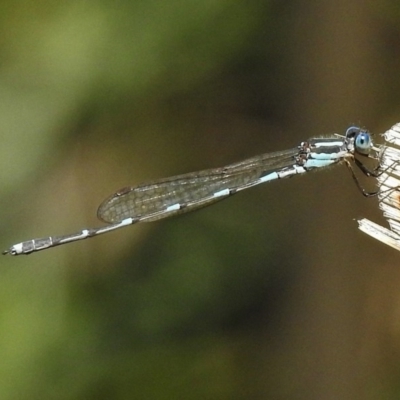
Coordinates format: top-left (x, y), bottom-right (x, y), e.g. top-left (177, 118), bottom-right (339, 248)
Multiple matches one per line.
top-left (1, 1), bottom-right (400, 399)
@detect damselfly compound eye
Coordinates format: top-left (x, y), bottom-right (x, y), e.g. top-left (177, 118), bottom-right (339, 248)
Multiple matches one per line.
top-left (355, 131), bottom-right (372, 155)
top-left (345, 126), bottom-right (361, 139)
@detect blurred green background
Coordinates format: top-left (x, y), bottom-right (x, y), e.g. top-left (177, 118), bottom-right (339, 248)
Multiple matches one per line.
top-left (1, 1), bottom-right (400, 399)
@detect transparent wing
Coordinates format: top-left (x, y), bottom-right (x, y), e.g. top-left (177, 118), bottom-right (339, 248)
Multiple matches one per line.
top-left (97, 148), bottom-right (299, 223)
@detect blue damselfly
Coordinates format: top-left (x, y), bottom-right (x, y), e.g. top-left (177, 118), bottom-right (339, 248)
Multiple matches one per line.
top-left (3, 126), bottom-right (382, 255)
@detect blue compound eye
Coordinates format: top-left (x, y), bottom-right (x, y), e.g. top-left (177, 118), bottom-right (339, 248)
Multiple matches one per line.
top-left (355, 131), bottom-right (372, 155)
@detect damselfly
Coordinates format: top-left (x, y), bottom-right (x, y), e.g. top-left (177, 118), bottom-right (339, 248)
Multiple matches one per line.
top-left (3, 126), bottom-right (382, 255)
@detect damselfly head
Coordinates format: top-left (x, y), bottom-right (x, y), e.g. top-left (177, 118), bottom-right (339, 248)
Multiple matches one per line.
top-left (346, 126), bottom-right (373, 155)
